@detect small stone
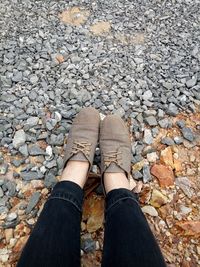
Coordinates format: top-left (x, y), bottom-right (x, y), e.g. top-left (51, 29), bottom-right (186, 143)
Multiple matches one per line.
top-left (6, 212), bottom-right (17, 222)
top-left (5, 181), bottom-right (16, 197)
top-left (25, 117), bottom-right (39, 127)
top-left (160, 147), bottom-right (174, 168)
top-left (0, 163), bottom-right (9, 175)
top-left (186, 76), bottom-right (197, 88)
top-left (19, 144), bottom-right (29, 157)
top-left (21, 171), bottom-right (43, 181)
top-left (81, 238), bottom-right (96, 253)
top-left (175, 177), bottom-right (193, 198)
top-left (166, 103), bottom-right (178, 116)
top-left (159, 118), bottom-right (170, 129)
top-left (174, 136), bottom-right (183, 145)
top-left (144, 116), bottom-right (157, 126)
top-left (55, 111), bottom-right (62, 122)
top-left (44, 172), bottom-right (57, 188)
top-left (13, 129), bottom-right (26, 149)
top-left (11, 159), bottom-right (24, 167)
top-left (132, 170), bottom-right (143, 180)
top-left (143, 164), bottom-right (152, 183)
top-left (150, 189), bottom-right (168, 208)
top-left (0, 187), bottom-right (3, 197)
top-left (26, 192), bottom-right (41, 214)
top-left (181, 127), bottom-right (195, 142)
top-left (176, 120), bottom-right (185, 128)
top-left (45, 145), bottom-right (53, 160)
top-left (161, 137), bottom-right (175, 146)
top-left (141, 205), bottom-right (158, 217)
top-left (5, 228), bottom-right (13, 243)
top-left (151, 164), bottom-right (174, 187)
top-left (30, 75), bottom-right (39, 84)
top-left (146, 152), bottom-right (158, 163)
top-left (162, 82), bottom-right (173, 90)
top-left (142, 90), bottom-right (152, 101)
top-left (144, 129), bottom-right (153, 145)
top-left (28, 144), bottom-right (46, 156)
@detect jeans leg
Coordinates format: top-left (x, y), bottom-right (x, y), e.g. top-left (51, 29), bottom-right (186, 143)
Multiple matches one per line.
top-left (17, 181), bottom-right (84, 267)
top-left (102, 188), bottom-right (166, 267)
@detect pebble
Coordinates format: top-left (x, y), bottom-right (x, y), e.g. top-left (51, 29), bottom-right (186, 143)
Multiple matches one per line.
top-left (13, 129), bottom-right (26, 149)
top-left (159, 118), bottom-right (171, 129)
top-left (6, 212), bottom-right (17, 222)
top-left (147, 152), bottom-right (158, 163)
top-left (28, 145), bottom-right (46, 156)
top-left (142, 205), bottom-right (158, 217)
top-left (21, 171), bottom-right (44, 181)
top-left (175, 177), bottom-right (193, 198)
top-left (44, 172), bottom-right (57, 188)
top-left (142, 164), bottom-right (152, 183)
top-left (166, 103), bottom-right (178, 116)
top-left (81, 238), bottom-right (96, 253)
top-left (0, 163), bottom-right (9, 175)
top-left (174, 136), bottom-right (183, 144)
top-left (26, 192), bottom-right (41, 214)
top-left (161, 137), bottom-right (175, 146)
top-left (144, 116), bottom-right (157, 126)
top-left (144, 129), bottom-right (153, 145)
top-left (181, 127), bottom-right (195, 142)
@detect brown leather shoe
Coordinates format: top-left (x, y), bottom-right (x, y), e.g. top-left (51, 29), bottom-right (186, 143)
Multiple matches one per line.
top-left (63, 107), bottom-right (100, 172)
top-left (100, 114), bottom-right (132, 179)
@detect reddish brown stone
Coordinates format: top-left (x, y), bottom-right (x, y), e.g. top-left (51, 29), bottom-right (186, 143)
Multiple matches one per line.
top-left (151, 164), bottom-right (174, 187)
top-left (177, 221), bottom-right (200, 236)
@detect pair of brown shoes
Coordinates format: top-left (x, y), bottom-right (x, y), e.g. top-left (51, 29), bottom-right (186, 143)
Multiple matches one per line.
top-left (63, 107), bottom-right (131, 189)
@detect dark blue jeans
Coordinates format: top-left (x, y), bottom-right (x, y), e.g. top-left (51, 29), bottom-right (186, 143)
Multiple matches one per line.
top-left (17, 181), bottom-right (166, 267)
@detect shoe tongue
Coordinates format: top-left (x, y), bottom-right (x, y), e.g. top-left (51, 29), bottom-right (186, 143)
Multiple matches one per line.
top-left (105, 162), bottom-right (125, 174)
top-left (70, 152), bottom-right (88, 162)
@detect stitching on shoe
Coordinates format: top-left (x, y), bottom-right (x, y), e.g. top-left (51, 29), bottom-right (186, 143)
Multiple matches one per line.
top-left (70, 140), bottom-right (92, 158)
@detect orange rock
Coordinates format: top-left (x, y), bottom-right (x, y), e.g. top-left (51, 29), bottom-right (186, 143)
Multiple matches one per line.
top-left (177, 221), bottom-right (200, 236)
top-left (13, 236), bottom-right (29, 253)
top-left (160, 147), bottom-right (174, 168)
top-left (5, 228), bottom-right (13, 243)
top-left (173, 158), bottom-right (183, 173)
top-left (151, 164), bottom-right (174, 187)
top-left (55, 54), bottom-right (65, 64)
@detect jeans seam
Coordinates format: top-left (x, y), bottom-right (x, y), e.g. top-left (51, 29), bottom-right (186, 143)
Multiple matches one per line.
top-left (48, 196), bottom-right (82, 212)
top-left (106, 196), bottom-right (139, 214)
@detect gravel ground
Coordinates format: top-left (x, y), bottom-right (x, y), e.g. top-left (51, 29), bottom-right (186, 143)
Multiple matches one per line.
top-left (0, 0), bottom-right (200, 266)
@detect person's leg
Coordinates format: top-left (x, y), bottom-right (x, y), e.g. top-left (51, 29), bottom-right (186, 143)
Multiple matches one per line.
top-left (17, 161), bottom-right (88, 267)
top-left (101, 173), bottom-right (166, 267)
top-left (17, 107), bottom-right (100, 267)
top-left (100, 115), bottom-right (166, 267)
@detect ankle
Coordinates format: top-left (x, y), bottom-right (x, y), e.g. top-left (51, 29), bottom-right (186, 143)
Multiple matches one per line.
top-left (60, 160), bottom-right (89, 188)
top-left (104, 172), bottom-right (130, 193)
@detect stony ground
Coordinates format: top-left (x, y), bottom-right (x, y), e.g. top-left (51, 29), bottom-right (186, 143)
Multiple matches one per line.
top-left (0, 0), bottom-right (200, 266)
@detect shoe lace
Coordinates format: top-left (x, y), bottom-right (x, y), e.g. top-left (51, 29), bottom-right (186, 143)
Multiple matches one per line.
top-left (71, 141), bottom-right (92, 158)
top-left (103, 151), bottom-right (122, 167)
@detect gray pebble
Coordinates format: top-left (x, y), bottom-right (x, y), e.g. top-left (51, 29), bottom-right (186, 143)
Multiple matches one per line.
top-left (143, 165), bottom-right (152, 183)
top-left (161, 137), bottom-right (175, 146)
top-left (26, 192), bottom-right (41, 214)
top-left (44, 172), bottom-right (57, 188)
top-left (144, 129), bottom-right (153, 145)
top-left (144, 116), bottom-right (157, 126)
top-left (19, 144), bottom-right (29, 157)
top-left (28, 144), bottom-right (46, 156)
top-left (174, 136), bottom-right (183, 145)
top-left (166, 103), bottom-right (178, 116)
top-left (181, 127), bottom-right (195, 142)
top-left (13, 129), bottom-right (26, 149)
